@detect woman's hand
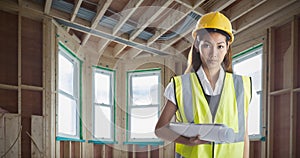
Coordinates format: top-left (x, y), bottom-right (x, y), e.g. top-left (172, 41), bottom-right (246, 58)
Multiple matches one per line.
top-left (188, 135), bottom-right (209, 146)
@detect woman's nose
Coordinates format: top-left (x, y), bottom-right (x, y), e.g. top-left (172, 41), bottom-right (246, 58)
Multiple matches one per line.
top-left (211, 46), bottom-right (218, 57)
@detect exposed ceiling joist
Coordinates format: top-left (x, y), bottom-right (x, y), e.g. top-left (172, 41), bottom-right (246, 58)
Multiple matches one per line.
top-left (44, 0), bottom-right (52, 14)
top-left (70, 0), bottom-right (83, 22)
top-left (81, 33), bottom-right (90, 46)
top-left (123, 48), bottom-right (141, 59)
top-left (163, 46), bottom-right (182, 55)
top-left (127, 4), bottom-right (192, 58)
top-left (81, 0), bottom-right (112, 47)
top-left (161, 23), bottom-right (194, 51)
top-left (112, 0), bottom-right (144, 35)
top-left (233, 0), bottom-right (297, 33)
top-left (0, 0), bottom-right (18, 12)
top-left (174, 39), bottom-right (191, 52)
top-left (175, 0), bottom-right (206, 15)
top-left (225, 0), bottom-right (267, 22)
top-left (126, 7), bottom-right (196, 58)
top-left (97, 39), bottom-right (111, 56)
top-left (91, 0), bottom-right (112, 29)
top-left (193, 0), bottom-right (207, 8)
top-left (129, 0), bottom-right (174, 41)
top-left (3, 0), bottom-right (298, 61)
top-left (113, 43), bottom-right (127, 57)
top-left (174, 0), bottom-right (193, 8)
top-left (147, 4), bottom-right (190, 44)
top-left (208, 0), bottom-right (236, 12)
top-left (193, 7), bottom-right (206, 16)
top-left (66, 0), bottom-right (83, 32)
top-left (22, 0), bottom-right (43, 12)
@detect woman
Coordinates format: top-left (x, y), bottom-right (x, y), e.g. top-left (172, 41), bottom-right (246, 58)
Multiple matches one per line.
top-left (155, 12), bottom-right (251, 158)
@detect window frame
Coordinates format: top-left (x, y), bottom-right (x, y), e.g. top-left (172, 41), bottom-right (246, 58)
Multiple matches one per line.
top-left (56, 42), bottom-right (82, 140)
top-left (232, 44), bottom-right (264, 140)
top-left (92, 66), bottom-right (116, 142)
top-left (126, 68), bottom-right (162, 143)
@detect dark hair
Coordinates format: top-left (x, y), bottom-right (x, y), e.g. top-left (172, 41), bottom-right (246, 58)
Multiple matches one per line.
top-left (185, 29), bottom-right (233, 73)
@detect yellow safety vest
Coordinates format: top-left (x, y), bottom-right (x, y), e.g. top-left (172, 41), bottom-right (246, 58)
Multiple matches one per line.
top-left (172, 72), bottom-right (251, 158)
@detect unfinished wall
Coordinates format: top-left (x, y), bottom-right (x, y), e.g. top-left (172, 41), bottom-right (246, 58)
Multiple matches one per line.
top-left (0, 2), bottom-right (299, 158)
top-left (0, 10), bottom-right (46, 158)
top-left (233, 2), bottom-right (300, 157)
top-left (268, 16), bottom-right (299, 158)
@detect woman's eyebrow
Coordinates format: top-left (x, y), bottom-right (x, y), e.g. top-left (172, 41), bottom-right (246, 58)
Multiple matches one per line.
top-left (203, 40), bottom-right (212, 44)
top-left (203, 40), bottom-right (225, 45)
top-left (217, 42), bottom-right (226, 45)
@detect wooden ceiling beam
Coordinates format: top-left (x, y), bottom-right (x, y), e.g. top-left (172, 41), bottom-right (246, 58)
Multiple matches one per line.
top-left (0, 0), bottom-right (19, 13)
top-left (174, 0), bottom-right (205, 8)
top-left (113, 43), bottom-right (127, 57)
top-left (44, 0), bottom-right (52, 14)
top-left (224, 0), bottom-right (267, 22)
top-left (70, 0), bottom-right (83, 22)
top-left (233, 0), bottom-right (297, 33)
top-left (193, 7), bottom-right (206, 16)
top-left (208, 0), bottom-right (236, 12)
top-left (80, 0), bottom-right (112, 49)
top-left (174, 0), bottom-right (193, 8)
top-left (67, 0), bottom-right (83, 32)
top-left (97, 39), bottom-right (111, 57)
top-left (129, 0), bottom-right (174, 41)
top-left (174, 0), bottom-right (206, 15)
top-left (158, 36), bottom-right (191, 56)
top-left (53, 14), bottom-right (177, 57)
top-left (22, 0), bottom-right (43, 12)
top-left (163, 46), bottom-right (182, 55)
top-left (125, 0), bottom-right (174, 57)
top-left (124, 48), bottom-right (145, 59)
top-left (174, 39), bottom-right (191, 52)
top-left (91, 0), bottom-right (112, 29)
top-left (112, 0), bottom-right (144, 35)
top-left (193, 0), bottom-right (206, 8)
top-left (161, 22), bottom-right (194, 51)
top-left (81, 33), bottom-right (91, 46)
top-left (147, 4), bottom-right (190, 45)
top-left (127, 8), bottom-right (196, 59)
top-left (233, 1), bottom-right (300, 51)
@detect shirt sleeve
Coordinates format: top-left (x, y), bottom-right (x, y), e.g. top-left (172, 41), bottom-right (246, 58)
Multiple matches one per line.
top-left (164, 81), bottom-right (177, 106)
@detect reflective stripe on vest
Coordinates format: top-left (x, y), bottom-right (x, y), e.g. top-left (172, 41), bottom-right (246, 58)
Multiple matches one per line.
top-left (172, 72), bottom-right (251, 158)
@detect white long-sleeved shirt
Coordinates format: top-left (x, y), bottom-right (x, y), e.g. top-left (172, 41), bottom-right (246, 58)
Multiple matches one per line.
top-left (164, 66), bottom-right (256, 106)
top-left (164, 66), bottom-right (225, 106)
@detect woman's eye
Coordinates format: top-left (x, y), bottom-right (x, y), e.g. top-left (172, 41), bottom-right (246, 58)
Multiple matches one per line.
top-left (218, 45), bottom-right (225, 49)
top-left (202, 44), bottom-right (210, 48)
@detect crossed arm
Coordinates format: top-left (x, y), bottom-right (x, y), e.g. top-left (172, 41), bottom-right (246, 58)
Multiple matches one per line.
top-left (155, 100), bottom-right (250, 158)
top-left (155, 100), bottom-right (208, 146)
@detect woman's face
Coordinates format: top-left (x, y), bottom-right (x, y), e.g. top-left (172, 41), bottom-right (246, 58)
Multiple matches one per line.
top-left (197, 32), bottom-right (228, 71)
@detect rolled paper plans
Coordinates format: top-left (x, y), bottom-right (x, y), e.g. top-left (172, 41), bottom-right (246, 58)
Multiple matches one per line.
top-left (169, 122), bottom-right (235, 143)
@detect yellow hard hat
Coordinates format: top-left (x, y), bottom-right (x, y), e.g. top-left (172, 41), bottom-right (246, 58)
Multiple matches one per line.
top-left (192, 12), bottom-right (234, 44)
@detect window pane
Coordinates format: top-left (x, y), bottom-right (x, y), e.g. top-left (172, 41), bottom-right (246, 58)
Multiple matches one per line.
top-left (248, 93), bottom-right (261, 135)
top-left (130, 107), bottom-right (158, 139)
top-left (58, 94), bottom-right (77, 136)
top-left (233, 48), bottom-right (262, 137)
top-left (94, 106), bottom-right (111, 139)
top-left (132, 75), bottom-right (159, 105)
top-left (95, 73), bottom-right (110, 105)
top-left (59, 53), bottom-right (74, 95)
top-left (233, 54), bottom-right (262, 91)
